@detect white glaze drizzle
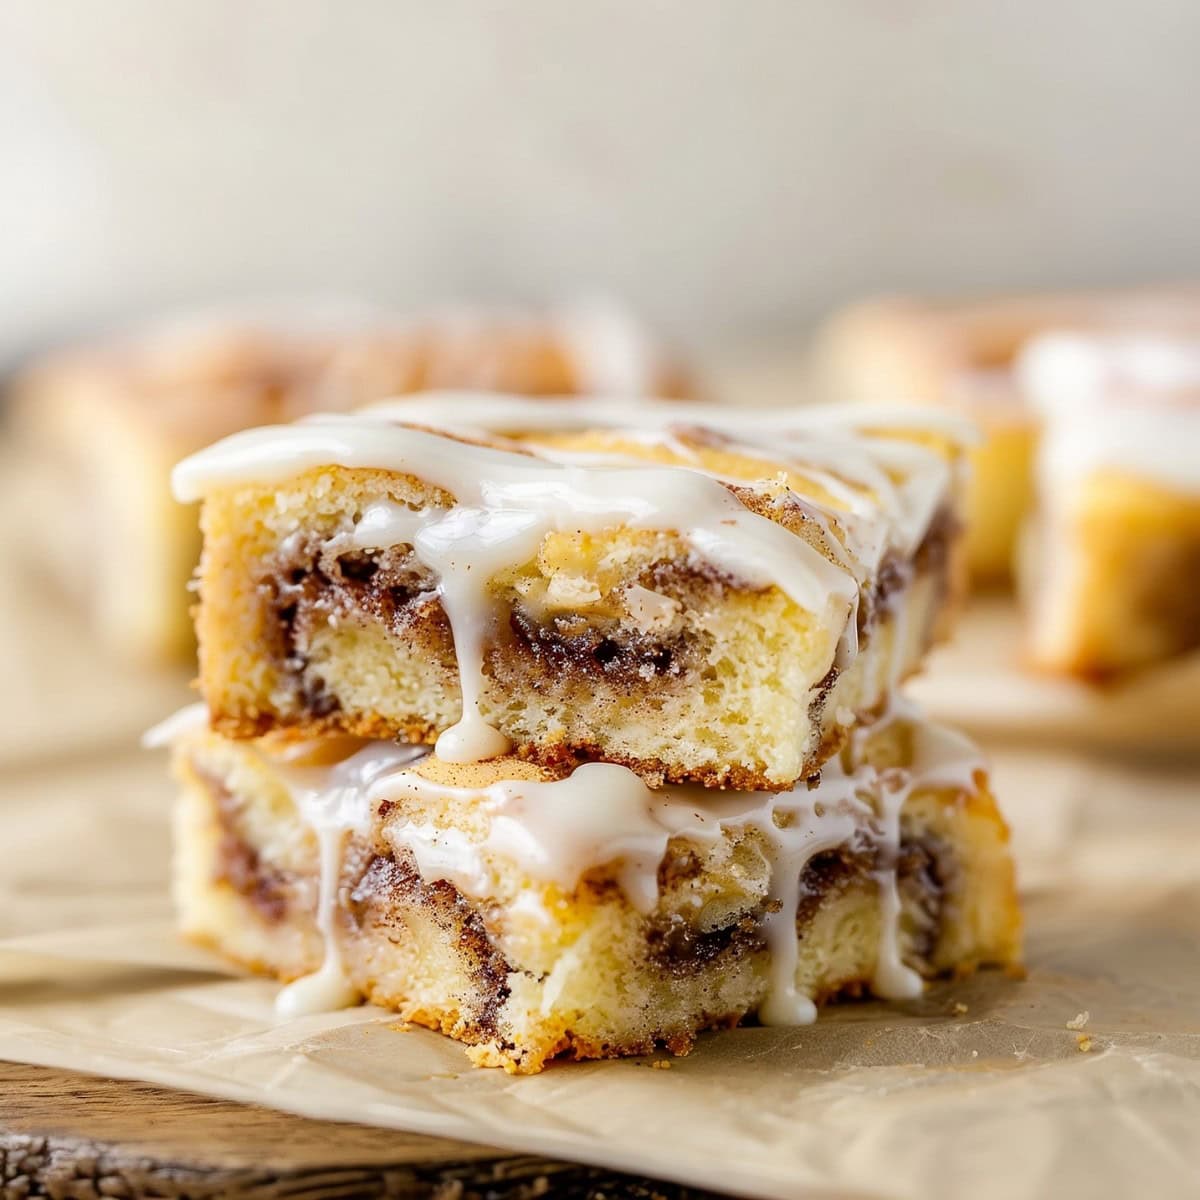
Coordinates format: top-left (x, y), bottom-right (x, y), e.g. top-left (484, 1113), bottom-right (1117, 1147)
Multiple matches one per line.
top-left (388, 393), bottom-right (965, 567)
top-left (869, 776), bottom-right (924, 1002)
top-left (357, 392), bottom-right (977, 442)
top-left (176, 395), bottom-right (971, 559)
top-left (274, 823), bottom-right (362, 1017)
top-left (271, 741), bottom-right (427, 1017)
top-left (1019, 332), bottom-right (1200, 495)
top-left (169, 703), bottom-right (985, 1024)
top-left (389, 762), bottom-right (675, 914)
top-left (360, 393), bottom-right (969, 559)
top-left (728, 781), bottom-right (869, 1024)
top-left (173, 399), bottom-right (966, 762)
top-left (346, 502), bottom-right (542, 761)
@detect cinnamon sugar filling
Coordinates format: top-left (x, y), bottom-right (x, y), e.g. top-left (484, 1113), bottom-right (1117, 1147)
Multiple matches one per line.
top-left (253, 504), bottom-right (957, 718)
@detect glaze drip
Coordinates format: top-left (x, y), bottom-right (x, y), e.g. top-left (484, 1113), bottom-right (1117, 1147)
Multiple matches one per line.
top-left (268, 739), bottom-right (428, 1016)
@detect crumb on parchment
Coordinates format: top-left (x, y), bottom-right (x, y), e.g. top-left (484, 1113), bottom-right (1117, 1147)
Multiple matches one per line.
top-left (651, 1060), bottom-right (673, 1070)
top-left (1076, 1034), bottom-right (1093, 1053)
top-left (952, 1001), bottom-right (969, 1015)
top-left (1066, 1011), bottom-right (1090, 1031)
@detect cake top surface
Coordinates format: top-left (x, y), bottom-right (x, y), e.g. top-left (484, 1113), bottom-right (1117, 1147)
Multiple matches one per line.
top-left (174, 393), bottom-right (972, 558)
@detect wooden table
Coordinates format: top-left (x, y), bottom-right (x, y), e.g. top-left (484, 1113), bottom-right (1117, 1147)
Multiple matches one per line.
top-left (0, 1062), bottom-right (716, 1199)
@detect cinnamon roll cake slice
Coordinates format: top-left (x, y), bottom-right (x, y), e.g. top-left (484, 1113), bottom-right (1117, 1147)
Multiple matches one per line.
top-left (178, 399), bottom-right (971, 789)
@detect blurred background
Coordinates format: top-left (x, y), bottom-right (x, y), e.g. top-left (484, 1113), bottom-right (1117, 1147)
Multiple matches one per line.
top-left (3, 0), bottom-right (1200, 359)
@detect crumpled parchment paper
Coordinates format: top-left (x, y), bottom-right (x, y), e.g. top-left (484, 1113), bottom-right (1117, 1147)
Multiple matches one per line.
top-left (2, 740), bottom-right (1198, 1200)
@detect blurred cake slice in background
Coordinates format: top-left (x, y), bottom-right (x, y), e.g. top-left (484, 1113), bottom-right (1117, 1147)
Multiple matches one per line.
top-left (4, 302), bottom-right (691, 663)
top-left (168, 701), bottom-right (1021, 1073)
top-left (812, 286), bottom-right (1200, 583)
top-left (1017, 333), bottom-right (1200, 677)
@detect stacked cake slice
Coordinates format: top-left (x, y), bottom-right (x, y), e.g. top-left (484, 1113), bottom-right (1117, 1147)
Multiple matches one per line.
top-left (161, 396), bottom-right (1021, 1071)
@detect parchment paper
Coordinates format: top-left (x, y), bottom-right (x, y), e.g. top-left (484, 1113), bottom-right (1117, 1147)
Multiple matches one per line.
top-left (911, 598), bottom-right (1200, 756)
top-left (0, 482), bottom-right (193, 770)
top-left (2, 744), bottom-right (1199, 1200)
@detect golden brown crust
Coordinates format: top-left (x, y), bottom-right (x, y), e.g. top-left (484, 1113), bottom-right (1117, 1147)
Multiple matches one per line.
top-left (209, 708), bottom-right (441, 747)
top-left (203, 708), bottom-right (824, 793)
top-left (206, 662), bottom-right (917, 793)
top-left (204, 684), bottom-right (907, 795)
top-left (461, 1015), bottom-right (750, 1073)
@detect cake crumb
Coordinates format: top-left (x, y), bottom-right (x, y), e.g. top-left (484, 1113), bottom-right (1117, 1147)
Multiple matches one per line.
top-left (952, 1001), bottom-right (969, 1015)
top-left (390, 1020), bottom-right (414, 1033)
top-left (651, 1059), bottom-right (673, 1070)
top-left (971, 1049), bottom-right (979, 1058)
top-left (1066, 1011), bottom-right (1090, 1031)
top-left (1076, 1034), bottom-right (1093, 1053)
